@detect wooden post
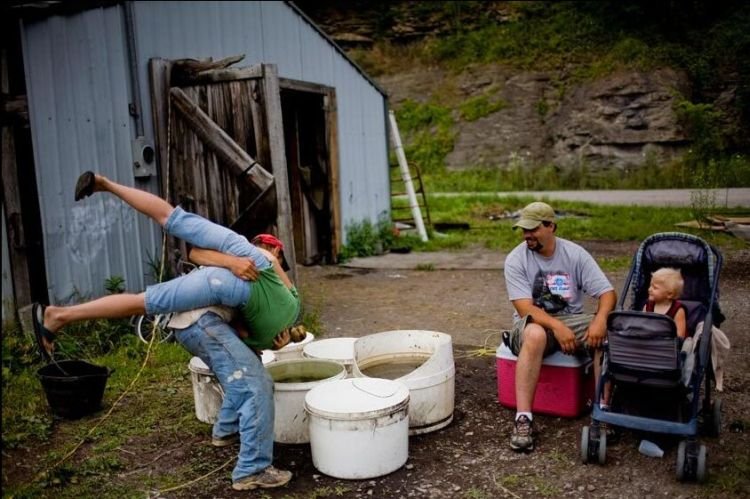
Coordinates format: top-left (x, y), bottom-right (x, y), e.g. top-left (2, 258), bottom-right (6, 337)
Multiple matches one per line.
top-left (170, 87), bottom-right (274, 192)
top-left (261, 64), bottom-right (297, 283)
top-left (148, 58), bottom-right (172, 196)
top-left (324, 89), bottom-right (341, 262)
top-left (1, 48), bottom-right (32, 316)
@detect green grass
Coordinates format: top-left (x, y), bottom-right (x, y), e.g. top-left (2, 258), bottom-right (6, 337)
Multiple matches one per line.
top-left (392, 194), bottom-right (747, 263)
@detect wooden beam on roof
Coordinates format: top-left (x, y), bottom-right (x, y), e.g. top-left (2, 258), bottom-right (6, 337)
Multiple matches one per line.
top-left (176, 65), bottom-right (264, 86)
top-left (170, 86), bottom-right (274, 191)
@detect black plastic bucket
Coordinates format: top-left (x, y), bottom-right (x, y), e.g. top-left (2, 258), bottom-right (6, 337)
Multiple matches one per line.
top-left (37, 360), bottom-right (112, 419)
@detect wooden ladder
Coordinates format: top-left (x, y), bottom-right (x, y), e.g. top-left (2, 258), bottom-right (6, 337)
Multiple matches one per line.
top-left (390, 160), bottom-right (431, 232)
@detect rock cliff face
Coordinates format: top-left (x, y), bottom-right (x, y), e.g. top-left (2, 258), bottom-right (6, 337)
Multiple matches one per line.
top-left (379, 66), bottom-right (691, 171)
top-left (297, 1), bottom-right (742, 173)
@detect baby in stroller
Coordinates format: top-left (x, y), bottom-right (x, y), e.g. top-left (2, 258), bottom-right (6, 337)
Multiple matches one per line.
top-left (581, 232), bottom-right (727, 483)
top-left (642, 268), bottom-right (687, 339)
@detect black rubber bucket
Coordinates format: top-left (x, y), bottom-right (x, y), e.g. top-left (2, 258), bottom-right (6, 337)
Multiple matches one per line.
top-left (37, 360), bottom-right (112, 419)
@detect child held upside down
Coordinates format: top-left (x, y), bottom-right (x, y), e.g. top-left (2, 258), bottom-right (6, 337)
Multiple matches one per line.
top-left (32, 171), bottom-right (300, 491)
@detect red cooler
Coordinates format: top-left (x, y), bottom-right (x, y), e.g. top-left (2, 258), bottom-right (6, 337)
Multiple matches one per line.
top-left (496, 344), bottom-right (594, 418)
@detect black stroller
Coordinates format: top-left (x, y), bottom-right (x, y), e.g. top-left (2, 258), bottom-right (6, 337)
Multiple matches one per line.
top-left (580, 232), bottom-right (724, 482)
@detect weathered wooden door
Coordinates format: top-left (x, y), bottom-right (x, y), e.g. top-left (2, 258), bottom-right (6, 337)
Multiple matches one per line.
top-left (149, 59), bottom-right (297, 281)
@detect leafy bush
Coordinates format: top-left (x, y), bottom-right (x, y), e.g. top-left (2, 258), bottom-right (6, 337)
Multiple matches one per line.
top-left (338, 216), bottom-right (396, 261)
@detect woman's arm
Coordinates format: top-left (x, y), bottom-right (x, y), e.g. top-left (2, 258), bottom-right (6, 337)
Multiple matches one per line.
top-left (189, 247), bottom-right (259, 281)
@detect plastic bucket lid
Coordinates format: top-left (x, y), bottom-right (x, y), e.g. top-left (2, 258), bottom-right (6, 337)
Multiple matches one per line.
top-left (303, 337), bottom-right (357, 365)
top-left (305, 378), bottom-right (409, 421)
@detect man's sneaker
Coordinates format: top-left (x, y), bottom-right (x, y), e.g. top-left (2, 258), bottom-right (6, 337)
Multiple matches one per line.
top-left (510, 415), bottom-right (535, 451)
top-left (211, 433), bottom-right (239, 447)
top-left (232, 466), bottom-right (292, 490)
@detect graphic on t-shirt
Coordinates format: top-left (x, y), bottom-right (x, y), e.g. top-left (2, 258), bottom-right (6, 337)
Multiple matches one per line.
top-left (546, 272), bottom-right (572, 299)
top-left (532, 271), bottom-right (570, 314)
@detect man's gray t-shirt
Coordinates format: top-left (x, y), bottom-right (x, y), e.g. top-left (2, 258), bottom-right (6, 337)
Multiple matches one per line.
top-left (504, 237), bottom-right (613, 320)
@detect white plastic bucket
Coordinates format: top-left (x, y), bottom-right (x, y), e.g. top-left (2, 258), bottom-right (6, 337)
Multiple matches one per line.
top-left (305, 378), bottom-right (410, 479)
top-left (188, 352), bottom-right (276, 424)
top-left (303, 337), bottom-right (357, 375)
top-left (266, 359), bottom-right (347, 444)
top-left (352, 330), bottom-right (455, 435)
top-left (267, 332), bottom-right (315, 362)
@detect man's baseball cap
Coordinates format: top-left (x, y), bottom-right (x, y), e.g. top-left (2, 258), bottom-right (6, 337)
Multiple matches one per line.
top-left (252, 234), bottom-right (290, 271)
top-left (513, 202), bottom-right (556, 230)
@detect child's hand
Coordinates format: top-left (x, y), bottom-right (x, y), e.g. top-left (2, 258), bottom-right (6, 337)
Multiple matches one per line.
top-left (272, 329), bottom-right (291, 350)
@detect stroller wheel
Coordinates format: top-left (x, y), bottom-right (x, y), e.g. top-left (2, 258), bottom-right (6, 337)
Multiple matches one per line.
top-left (597, 431), bottom-right (607, 465)
top-left (676, 440), bottom-right (688, 481)
top-left (710, 399), bottom-right (723, 437)
top-left (696, 444), bottom-right (707, 482)
top-left (580, 426), bottom-right (591, 464)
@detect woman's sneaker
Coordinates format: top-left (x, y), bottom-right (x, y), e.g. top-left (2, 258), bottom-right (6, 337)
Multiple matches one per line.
top-left (232, 466), bottom-right (292, 490)
top-left (510, 415), bottom-right (535, 451)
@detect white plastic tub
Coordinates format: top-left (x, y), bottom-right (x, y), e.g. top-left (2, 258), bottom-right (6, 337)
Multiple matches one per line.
top-left (266, 359), bottom-right (347, 444)
top-left (267, 332), bottom-right (315, 362)
top-left (188, 353), bottom-right (275, 424)
top-left (352, 330), bottom-right (455, 435)
top-left (303, 337), bottom-right (357, 375)
top-left (305, 378), bottom-right (410, 479)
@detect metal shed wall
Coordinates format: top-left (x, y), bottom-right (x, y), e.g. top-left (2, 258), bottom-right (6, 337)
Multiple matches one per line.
top-left (21, 6), bottom-right (162, 302)
top-left (131, 0), bottom-right (390, 229)
top-left (19, 1), bottom-right (389, 303)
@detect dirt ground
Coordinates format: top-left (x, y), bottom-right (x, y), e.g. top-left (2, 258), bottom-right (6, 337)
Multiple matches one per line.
top-left (5, 242), bottom-right (749, 498)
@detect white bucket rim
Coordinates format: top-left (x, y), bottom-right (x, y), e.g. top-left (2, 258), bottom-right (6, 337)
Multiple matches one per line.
top-left (267, 358), bottom-right (347, 391)
top-left (302, 337), bottom-right (357, 364)
top-left (278, 331), bottom-right (315, 352)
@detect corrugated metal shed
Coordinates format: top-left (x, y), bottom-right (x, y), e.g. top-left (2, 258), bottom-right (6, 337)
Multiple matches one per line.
top-left (21, 5), bottom-right (161, 302)
top-left (18, 1), bottom-right (390, 302)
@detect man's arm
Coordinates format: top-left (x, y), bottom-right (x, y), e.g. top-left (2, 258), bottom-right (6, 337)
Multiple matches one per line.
top-left (511, 298), bottom-right (579, 354)
top-left (189, 248), bottom-right (259, 281)
top-left (582, 290), bottom-right (616, 348)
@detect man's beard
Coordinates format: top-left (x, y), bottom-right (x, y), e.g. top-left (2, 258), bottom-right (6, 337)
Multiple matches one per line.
top-left (525, 238), bottom-right (544, 253)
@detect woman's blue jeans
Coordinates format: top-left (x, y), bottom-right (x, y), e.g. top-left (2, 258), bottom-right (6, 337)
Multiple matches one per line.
top-left (175, 311), bottom-right (274, 482)
top-left (144, 207), bottom-right (270, 315)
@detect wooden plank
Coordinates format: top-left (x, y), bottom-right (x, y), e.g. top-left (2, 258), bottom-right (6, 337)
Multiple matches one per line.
top-left (148, 58), bottom-right (172, 189)
top-left (204, 84), bottom-right (226, 223)
top-left (175, 65), bottom-right (264, 85)
top-left (193, 86), bottom-right (210, 218)
top-left (261, 64), bottom-right (297, 282)
top-left (1, 49), bottom-right (32, 311)
top-left (248, 79), bottom-right (268, 173)
top-left (170, 86), bottom-right (273, 191)
top-left (324, 89), bottom-right (341, 262)
top-left (279, 77), bottom-right (333, 95)
top-left (283, 99), bottom-right (304, 260)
